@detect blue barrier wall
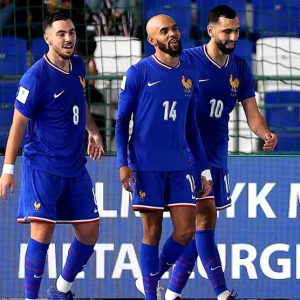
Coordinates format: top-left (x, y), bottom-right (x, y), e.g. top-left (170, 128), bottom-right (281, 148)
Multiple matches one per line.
top-left (0, 156), bottom-right (299, 298)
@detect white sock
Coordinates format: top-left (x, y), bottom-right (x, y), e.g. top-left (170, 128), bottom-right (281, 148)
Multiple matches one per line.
top-left (217, 290), bottom-right (230, 300)
top-left (165, 288), bottom-right (182, 300)
top-left (56, 275), bottom-right (73, 293)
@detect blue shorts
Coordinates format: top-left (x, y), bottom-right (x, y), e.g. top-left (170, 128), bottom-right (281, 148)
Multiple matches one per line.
top-left (197, 167), bottom-right (232, 210)
top-left (131, 170), bottom-right (196, 211)
top-left (17, 163), bottom-right (99, 223)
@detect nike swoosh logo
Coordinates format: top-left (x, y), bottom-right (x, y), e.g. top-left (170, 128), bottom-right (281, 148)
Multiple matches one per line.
top-left (148, 81), bottom-right (161, 87)
top-left (199, 79), bottom-right (210, 82)
top-left (94, 208), bottom-right (98, 213)
top-left (166, 262), bottom-right (173, 266)
top-left (149, 271), bottom-right (159, 276)
top-left (34, 274), bottom-right (43, 278)
top-left (210, 266), bottom-right (221, 271)
top-left (54, 90), bottom-right (65, 98)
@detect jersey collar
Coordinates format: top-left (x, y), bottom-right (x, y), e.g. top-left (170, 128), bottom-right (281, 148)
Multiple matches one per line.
top-left (151, 55), bottom-right (180, 70)
top-left (203, 44), bottom-right (229, 69)
top-left (44, 55), bottom-right (72, 74)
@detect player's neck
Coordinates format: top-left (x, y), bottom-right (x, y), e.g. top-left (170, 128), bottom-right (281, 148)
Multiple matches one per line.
top-left (206, 42), bottom-right (228, 67)
top-left (46, 52), bottom-right (71, 72)
top-left (154, 51), bottom-right (179, 67)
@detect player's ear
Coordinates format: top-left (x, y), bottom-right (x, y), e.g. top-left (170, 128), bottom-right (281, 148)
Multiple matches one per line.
top-left (207, 24), bottom-right (214, 38)
top-left (44, 33), bottom-right (50, 45)
top-left (147, 36), bottom-right (156, 46)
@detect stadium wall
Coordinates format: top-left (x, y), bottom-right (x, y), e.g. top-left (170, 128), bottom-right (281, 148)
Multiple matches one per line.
top-left (0, 156), bottom-right (299, 298)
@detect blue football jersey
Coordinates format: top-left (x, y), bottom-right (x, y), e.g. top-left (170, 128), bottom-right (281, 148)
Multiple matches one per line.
top-left (181, 45), bottom-right (255, 168)
top-left (15, 55), bottom-right (87, 177)
top-left (116, 55), bottom-right (207, 172)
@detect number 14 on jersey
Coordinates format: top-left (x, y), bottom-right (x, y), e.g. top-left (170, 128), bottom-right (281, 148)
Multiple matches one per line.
top-left (163, 101), bottom-right (177, 121)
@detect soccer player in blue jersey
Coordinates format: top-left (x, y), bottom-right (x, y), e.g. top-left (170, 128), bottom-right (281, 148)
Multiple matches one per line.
top-left (0, 11), bottom-right (104, 300)
top-left (163, 5), bottom-right (278, 300)
top-left (115, 14), bottom-right (212, 300)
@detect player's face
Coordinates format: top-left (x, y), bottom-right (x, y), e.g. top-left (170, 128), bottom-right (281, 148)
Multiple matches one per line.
top-left (45, 19), bottom-right (76, 59)
top-left (155, 22), bottom-right (182, 57)
top-left (210, 16), bottom-right (240, 54)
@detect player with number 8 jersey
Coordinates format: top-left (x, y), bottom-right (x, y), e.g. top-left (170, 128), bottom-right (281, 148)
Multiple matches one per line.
top-left (0, 11), bottom-right (104, 299)
top-left (15, 54), bottom-right (87, 177)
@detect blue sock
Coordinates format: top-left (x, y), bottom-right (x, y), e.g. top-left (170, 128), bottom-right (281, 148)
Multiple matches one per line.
top-left (195, 230), bottom-right (227, 296)
top-left (25, 238), bottom-right (49, 299)
top-left (168, 239), bottom-right (198, 293)
top-left (140, 243), bottom-right (159, 300)
top-left (61, 238), bottom-right (95, 283)
top-left (158, 235), bottom-right (186, 278)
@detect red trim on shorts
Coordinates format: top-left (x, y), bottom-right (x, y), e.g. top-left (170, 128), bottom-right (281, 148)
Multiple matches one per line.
top-left (17, 217), bottom-right (100, 224)
top-left (132, 206), bottom-right (164, 211)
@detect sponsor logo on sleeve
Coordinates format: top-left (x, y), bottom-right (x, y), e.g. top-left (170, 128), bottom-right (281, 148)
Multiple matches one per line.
top-left (121, 76), bottom-right (127, 90)
top-left (16, 86), bottom-right (29, 104)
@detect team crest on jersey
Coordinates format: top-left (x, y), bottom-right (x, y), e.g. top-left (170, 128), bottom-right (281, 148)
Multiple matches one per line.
top-left (181, 75), bottom-right (192, 95)
top-left (229, 74), bottom-right (239, 95)
top-left (79, 75), bottom-right (86, 89)
top-left (34, 201), bottom-right (41, 211)
top-left (139, 190), bottom-right (146, 200)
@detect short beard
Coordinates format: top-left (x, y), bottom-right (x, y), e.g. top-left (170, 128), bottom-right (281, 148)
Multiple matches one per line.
top-left (215, 40), bottom-right (236, 54)
top-left (156, 39), bottom-right (182, 57)
top-left (52, 44), bottom-right (74, 59)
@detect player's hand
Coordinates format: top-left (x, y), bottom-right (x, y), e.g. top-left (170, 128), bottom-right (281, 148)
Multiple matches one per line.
top-left (0, 174), bottom-right (14, 201)
top-left (263, 132), bottom-right (278, 152)
top-left (87, 132), bottom-right (105, 160)
top-left (119, 166), bottom-right (136, 193)
top-left (196, 169), bottom-right (213, 198)
top-left (198, 176), bottom-right (213, 198)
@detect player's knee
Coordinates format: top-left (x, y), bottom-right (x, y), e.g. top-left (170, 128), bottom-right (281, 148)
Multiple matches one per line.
top-left (74, 222), bottom-right (99, 244)
top-left (79, 230), bottom-right (99, 244)
top-left (174, 227), bottom-right (195, 245)
top-left (90, 230), bottom-right (99, 244)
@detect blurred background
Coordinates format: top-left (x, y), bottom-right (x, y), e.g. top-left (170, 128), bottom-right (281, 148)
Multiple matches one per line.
top-left (0, 1), bottom-right (300, 299)
top-left (0, 0), bottom-right (299, 155)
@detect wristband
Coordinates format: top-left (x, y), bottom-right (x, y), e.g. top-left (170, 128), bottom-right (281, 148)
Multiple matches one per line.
top-left (2, 164), bottom-right (14, 175)
top-left (201, 169), bottom-right (212, 181)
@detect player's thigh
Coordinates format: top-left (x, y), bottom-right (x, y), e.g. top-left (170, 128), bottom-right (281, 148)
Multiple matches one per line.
top-left (166, 170), bottom-right (196, 209)
top-left (30, 221), bottom-right (56, 243)
top-left (18, 163), bottom-right (63, 223)
top-left (140, 210), bottom-right (164, 244)
top-left (58, 167), bottom-right (99, 222)
top-left (170, 205), bottom-right (196, 233)
top-left (131, 171), bottom-right (166, 211)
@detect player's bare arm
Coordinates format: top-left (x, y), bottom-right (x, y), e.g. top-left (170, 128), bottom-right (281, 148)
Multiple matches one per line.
top-left (119, 166), bottom-right (136, 193)
top-left (242, 97), bottom-right (278, 151)
top-left (86, 103), bottom-right (105, 160)
top-left (0, 109), bottom-right (29, 200)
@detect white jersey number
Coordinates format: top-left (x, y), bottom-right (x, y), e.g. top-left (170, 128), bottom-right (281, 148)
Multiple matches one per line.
top-left (209, 99), bottom-right (224, 119)
top-left (73, 105), bottom-right (79, 125)
top-left (163, 101), bottom-right (177, 121)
